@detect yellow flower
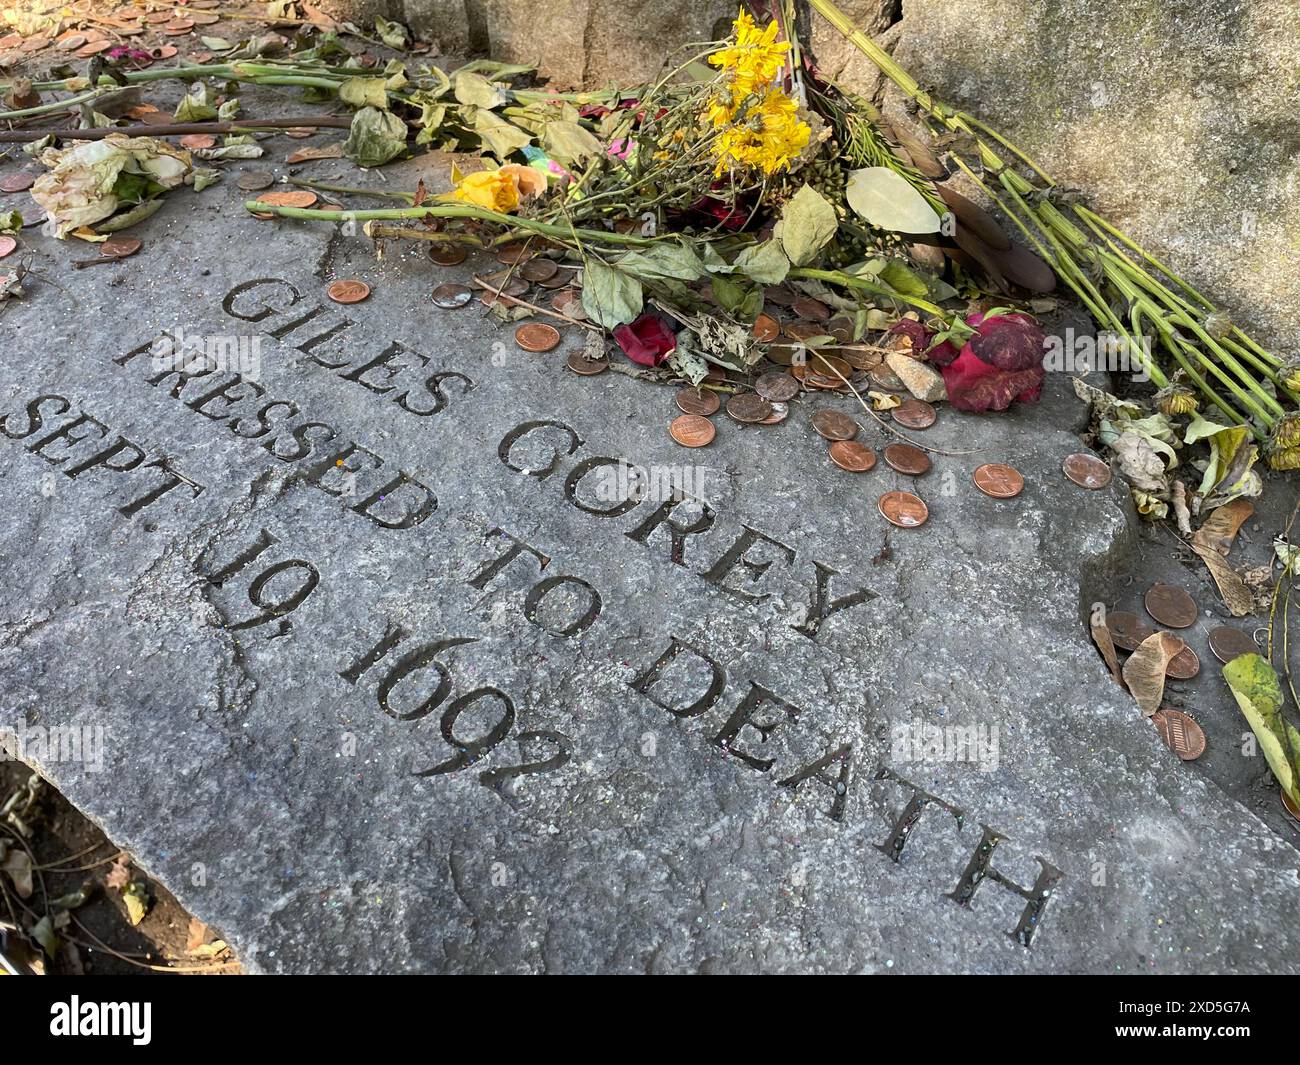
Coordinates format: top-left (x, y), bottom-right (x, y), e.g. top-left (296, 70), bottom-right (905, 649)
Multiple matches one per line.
top-left (708, 9), bottom-right (790, 96)
top-left (498, 163), bottom-right (547, 200)
top-left (710, 87), bottom-right (810, 176)
top-left (448, 169), bottom-right (520, 213)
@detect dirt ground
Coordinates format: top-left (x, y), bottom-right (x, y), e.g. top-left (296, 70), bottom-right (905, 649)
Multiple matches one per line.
top-left (0, 761), bottom-right (241, 975)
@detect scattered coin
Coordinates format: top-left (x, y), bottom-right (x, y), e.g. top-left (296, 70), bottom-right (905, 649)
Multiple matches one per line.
top-left (882, 443), bottom-right (931, 476)
top-left (478, 273), bottom-right (529, 298)
top-left (538, 267), bottom-right (575, 290)
top-left (725, 393), bottom-right (772, 424)
top-left (137, 110), bottom-right (176, 125)
top-left (190, 12), bottom-right (220, 24)
top-left (755, 372), bottom-right (799, 403)
top-left (236, 172), bottom-right (275, 192)
top-left (892, 398), bottom-right (937, 430)
top-left (791, 295), bottom-right (829, 321)
top-left (879, 490), bottom-right (929, 529)
top-left (1208, 625), bottom-right (1258, 664)
top-left (515, 322), bottom-right (561, 353)
top-left (869, 367), bottom-right (907, 392)
top-left (811, 409), bottom-right (859, 441)
top-left (327, 279), bottom-right (370, 304)
top-left (1151, 707), bottom-right (1206, 761)
top-left (752, 313), bottom-right (780, 343)
top-left (496, 242), bottom-right (532, 265)
top-left (429, 243), bottom-right (467, 267)
top-left (431, 283), bottom-right (473, 309)
top-left (519, 258), bottom-right (558, 283)
top-left (1063, 452), bottom-right (1112, 489)
top-left (0, 235), bottom-right (16, 259)
top-left (0, 172), bottom-right (35, 193)
top-left (829, 440), bottom-right (876, 472)
top-left (258, 190), bottom-right (317, 208)
top-left (1165, 643), bottom-right (1200, 680)
top-left (551, 289), bottom-right (585, 319)
top-left (152, 45), bottom-right (179, 59)
top-left (1105, 610), bottom-right (1154, 652)
top-left (163, 19), bottom-right (195, 34)
top-left (973, 463), bottom-right (1024, 499)
top-left (145, 11), bottom-right (174, 22)
top-left (670, 414), bottom-right (716, 448)
top-left (74, 40), bottom-right (113, 57)
top-left (759, 401), bottom-right (789, 425)
top-left (1144, 583), bottom-right (1198, 629)
top-left (57, 34), bottom-right (88, 51)
top-left (676, 387), bottom-right (720, 416)
top-left (179, 133), bottom-right (216, 150)
top-left (100, 235), bottom-right (142, 259)
top-left (566, 349), bottom-right (608, 376)
top-left (1282, 789), bottom-right (1300, 825)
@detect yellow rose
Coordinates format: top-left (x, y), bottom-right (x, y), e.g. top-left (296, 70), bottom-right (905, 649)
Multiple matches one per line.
top-left (498, 163), bottom-right (547, 200)
top-left (449, 170), bottom-right (520, 213)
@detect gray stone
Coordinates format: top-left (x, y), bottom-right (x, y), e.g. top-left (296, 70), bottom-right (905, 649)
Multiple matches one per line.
top-left (1, 130), bottom-right (1298, 973)
top-left (880, 0), bottom-right (1300, 353)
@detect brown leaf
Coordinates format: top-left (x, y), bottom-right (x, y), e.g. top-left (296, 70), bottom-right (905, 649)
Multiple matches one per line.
top-left (1121, 631), bottom-right (1184, 716)
top-left (105, 852), bottom-right (131, 890)
top-left (1089, 603), bottom-right (1124, 687)
top-left (1191, 498), bottom-right (1255, 616)
top-left (1, 849), bottom-right (33, 898)
top-left (285, 142), bottom-right (344, 164)
top-left (186, 917), bottom-right (208, 953)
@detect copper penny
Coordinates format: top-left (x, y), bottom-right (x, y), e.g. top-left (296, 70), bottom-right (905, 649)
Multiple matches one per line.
top-left (892, 398), bottom-right (937, 430)
top-left (431, 283), bottom-right (473, 309)
top-left (829, 441), bottom-right (876, 472)
top-left (764, 285), bottom-right (795, 306)
top-left (883, 443), bottom-right (931, 476)
top-left (670, 414), bottom-right (716, 448)
top-left (163, 20), bottom-right (194, 34)
top-left (759, 401), bottom-right (789, 425)
top-left (755, 372), bottom-right (799, 403)
top-left (811, 409), bottom-right (859, 441)
top-left (1150, 708), bottom-right (1206, 761)
top-left (566, 350), bottom-right (608, 376)
top-left (496, 242), bottom-right (533, 265)
top-left (179, 133), bottom-right (216, 150)
top-left (973, 463), bottom-right (1024, 499)
top-left (1208, 626), bottom-right (1258, 664)
top-left (725, 393), bottom-right (772, 424)
top-left (807, 352), bottom-right (851, 379)
top-left (152, 45), bottom-right (179, 59)
top-left (1165, 643), bottom-right (1200, 680)
top-left (0, 172), bottom-right (35, 193)
top-left (1282, 789), bottom-right (1300, 825)
top-left (1144, 583), bottom-right (1198, 629)
top-left (258, 190), bottom-right (317, 208)
top-left (327, 279), bottom-right (370, 304)
top-left (0, 235), bottom-right (15, 259)
top-left (676, 388), bottom-right (720, 416)
top-left (515, 322), bottom-right (562, 353)
top-left (429, 243), bottom-right (467, 267)
top-left (550, 289), bottom-right (586, 319)
top-left (753, 313), bottom-right (780, 343)
top-left (237, 172), bottom-right (275, 192)
top-left (1105, 610), bottom-right (1154, 652)
top-left (791, 295), bottom-right (830, 321)
top-left (101, 235), bottom-right (142, 259)
top-left (58, 34), bottom-right (88, 50)
top-left (1063, 452), bottom-right (1112, 489)
top-left (478, 273), bottom-right (529, 298)
top-left (20, 37), bottom-right (50, 53)
top-left (538, 268), bottom-right (575, 290)
top-left (519, 258), bottom-right (558, 283)
top-left (879, 491), bottom-right (929, 528)
top-left (870, 367), bottom-right (908, 392)
top-left (190, 12), bottom-right (221, 24)
top-left (75, 40), bottom-right (113, 57)
top-left (145, 11), bottom-right (174, 22)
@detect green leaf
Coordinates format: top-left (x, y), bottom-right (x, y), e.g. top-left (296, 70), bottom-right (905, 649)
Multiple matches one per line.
top-left (1223, 653), bottom-right (1300, 806)
top-left (0, 210), bottom-right (22, 233)
top-left (473, 110), bottom-right (531, 160)
top-left (711, 273), bottom-right (763, 322)
top-left (877, 259), bottom-right (929, 299)
top-left (374, 15), bottom-right (408, 48)
top-left (415, 64), bottom-right (451, 98)
top-left (174, 83), bottom-right (217, 122)
top-left (581, 259), bottom-right (643, 330)
top-left (616, 243), bottom-right (706, 283)
top-left (190, 167), bottom-right (220, 192)
top-left (776, 184), bottom-right (838, 266)
top-left (845, 167), bottom-right (942, 234)
top-left (342, 106), bottom-right (408, 167)
top-left (200, 36), bottom-right (233, 51)
top-left (454, 70), bottom-right (507, 109)
top-left (453, 59), bottom-right (534, 80)
top-left (732, 239), bottom-right (790, 285)
top-left (540, 120), bottom-right (604, 166)
top-left (339, 76), bottom-right (389, 110)
top-left (123, 880), bottom-right (150, 927)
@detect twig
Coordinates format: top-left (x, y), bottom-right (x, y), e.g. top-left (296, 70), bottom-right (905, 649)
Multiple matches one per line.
top-left (468, 278), bottom-right (598, 331)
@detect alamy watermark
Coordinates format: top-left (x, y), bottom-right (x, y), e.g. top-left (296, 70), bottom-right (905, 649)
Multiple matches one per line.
top-left (591, 460), bottom-right (715, 505)
top-left (0, 725), bottom-right (106, 773)
top-left (151, 327), bottom-right (263, 383)
top-left (890, 718), bottom-right (1000, 774)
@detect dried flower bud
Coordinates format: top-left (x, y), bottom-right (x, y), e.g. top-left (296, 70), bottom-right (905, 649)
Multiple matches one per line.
top-left (1272, 413), bottom-right (1300, 450)
top-left (1203, 311), bottom-right (1233, 339)
top-left (1267, 446), bottom-right (1300, 471)
top-left (1155, 385), bottom-right (1198, 416)
top-left (1279, 357), bottom-right (1300, 393)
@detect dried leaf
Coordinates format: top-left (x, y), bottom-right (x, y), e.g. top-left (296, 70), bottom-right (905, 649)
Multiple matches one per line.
top-left (1223, 653), bottom-right (1300, 807)
top-left (1089, 604), bottom-right (1124, 687)
top-left (1191, 499), bottom-right (1255, 616)
top-left (1, 848), bottom-right (33, 898)
top-left (105, 851), bottom-right (131, 890)
top-left (1121, 631), bottom-right (1184, 716)
top-left (285, 142), bottom-right (344, 164)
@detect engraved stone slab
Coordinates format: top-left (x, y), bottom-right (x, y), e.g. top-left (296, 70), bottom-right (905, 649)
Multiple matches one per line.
top-left (1, 156), bottom-right (1297, 973)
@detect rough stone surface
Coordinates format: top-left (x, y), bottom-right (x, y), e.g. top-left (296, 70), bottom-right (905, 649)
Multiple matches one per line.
top-left (883, 0), bottom-right (1300, 353)
top-left (1, 130), bottom-right (1298, 973)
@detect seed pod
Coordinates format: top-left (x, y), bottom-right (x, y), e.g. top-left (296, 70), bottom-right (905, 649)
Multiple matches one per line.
top-left (936, 184), bottom-right (1012, 251)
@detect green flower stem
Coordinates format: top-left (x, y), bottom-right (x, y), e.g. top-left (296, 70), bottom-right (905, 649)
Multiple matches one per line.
top-left (288, 179), bottom-right (416, 204)
top-left (241, 199), bottom-right (664, 248)
top-left (0, 88), bottom-right (109, 120)
top-left (790, 267), bottom-right (957, 323)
